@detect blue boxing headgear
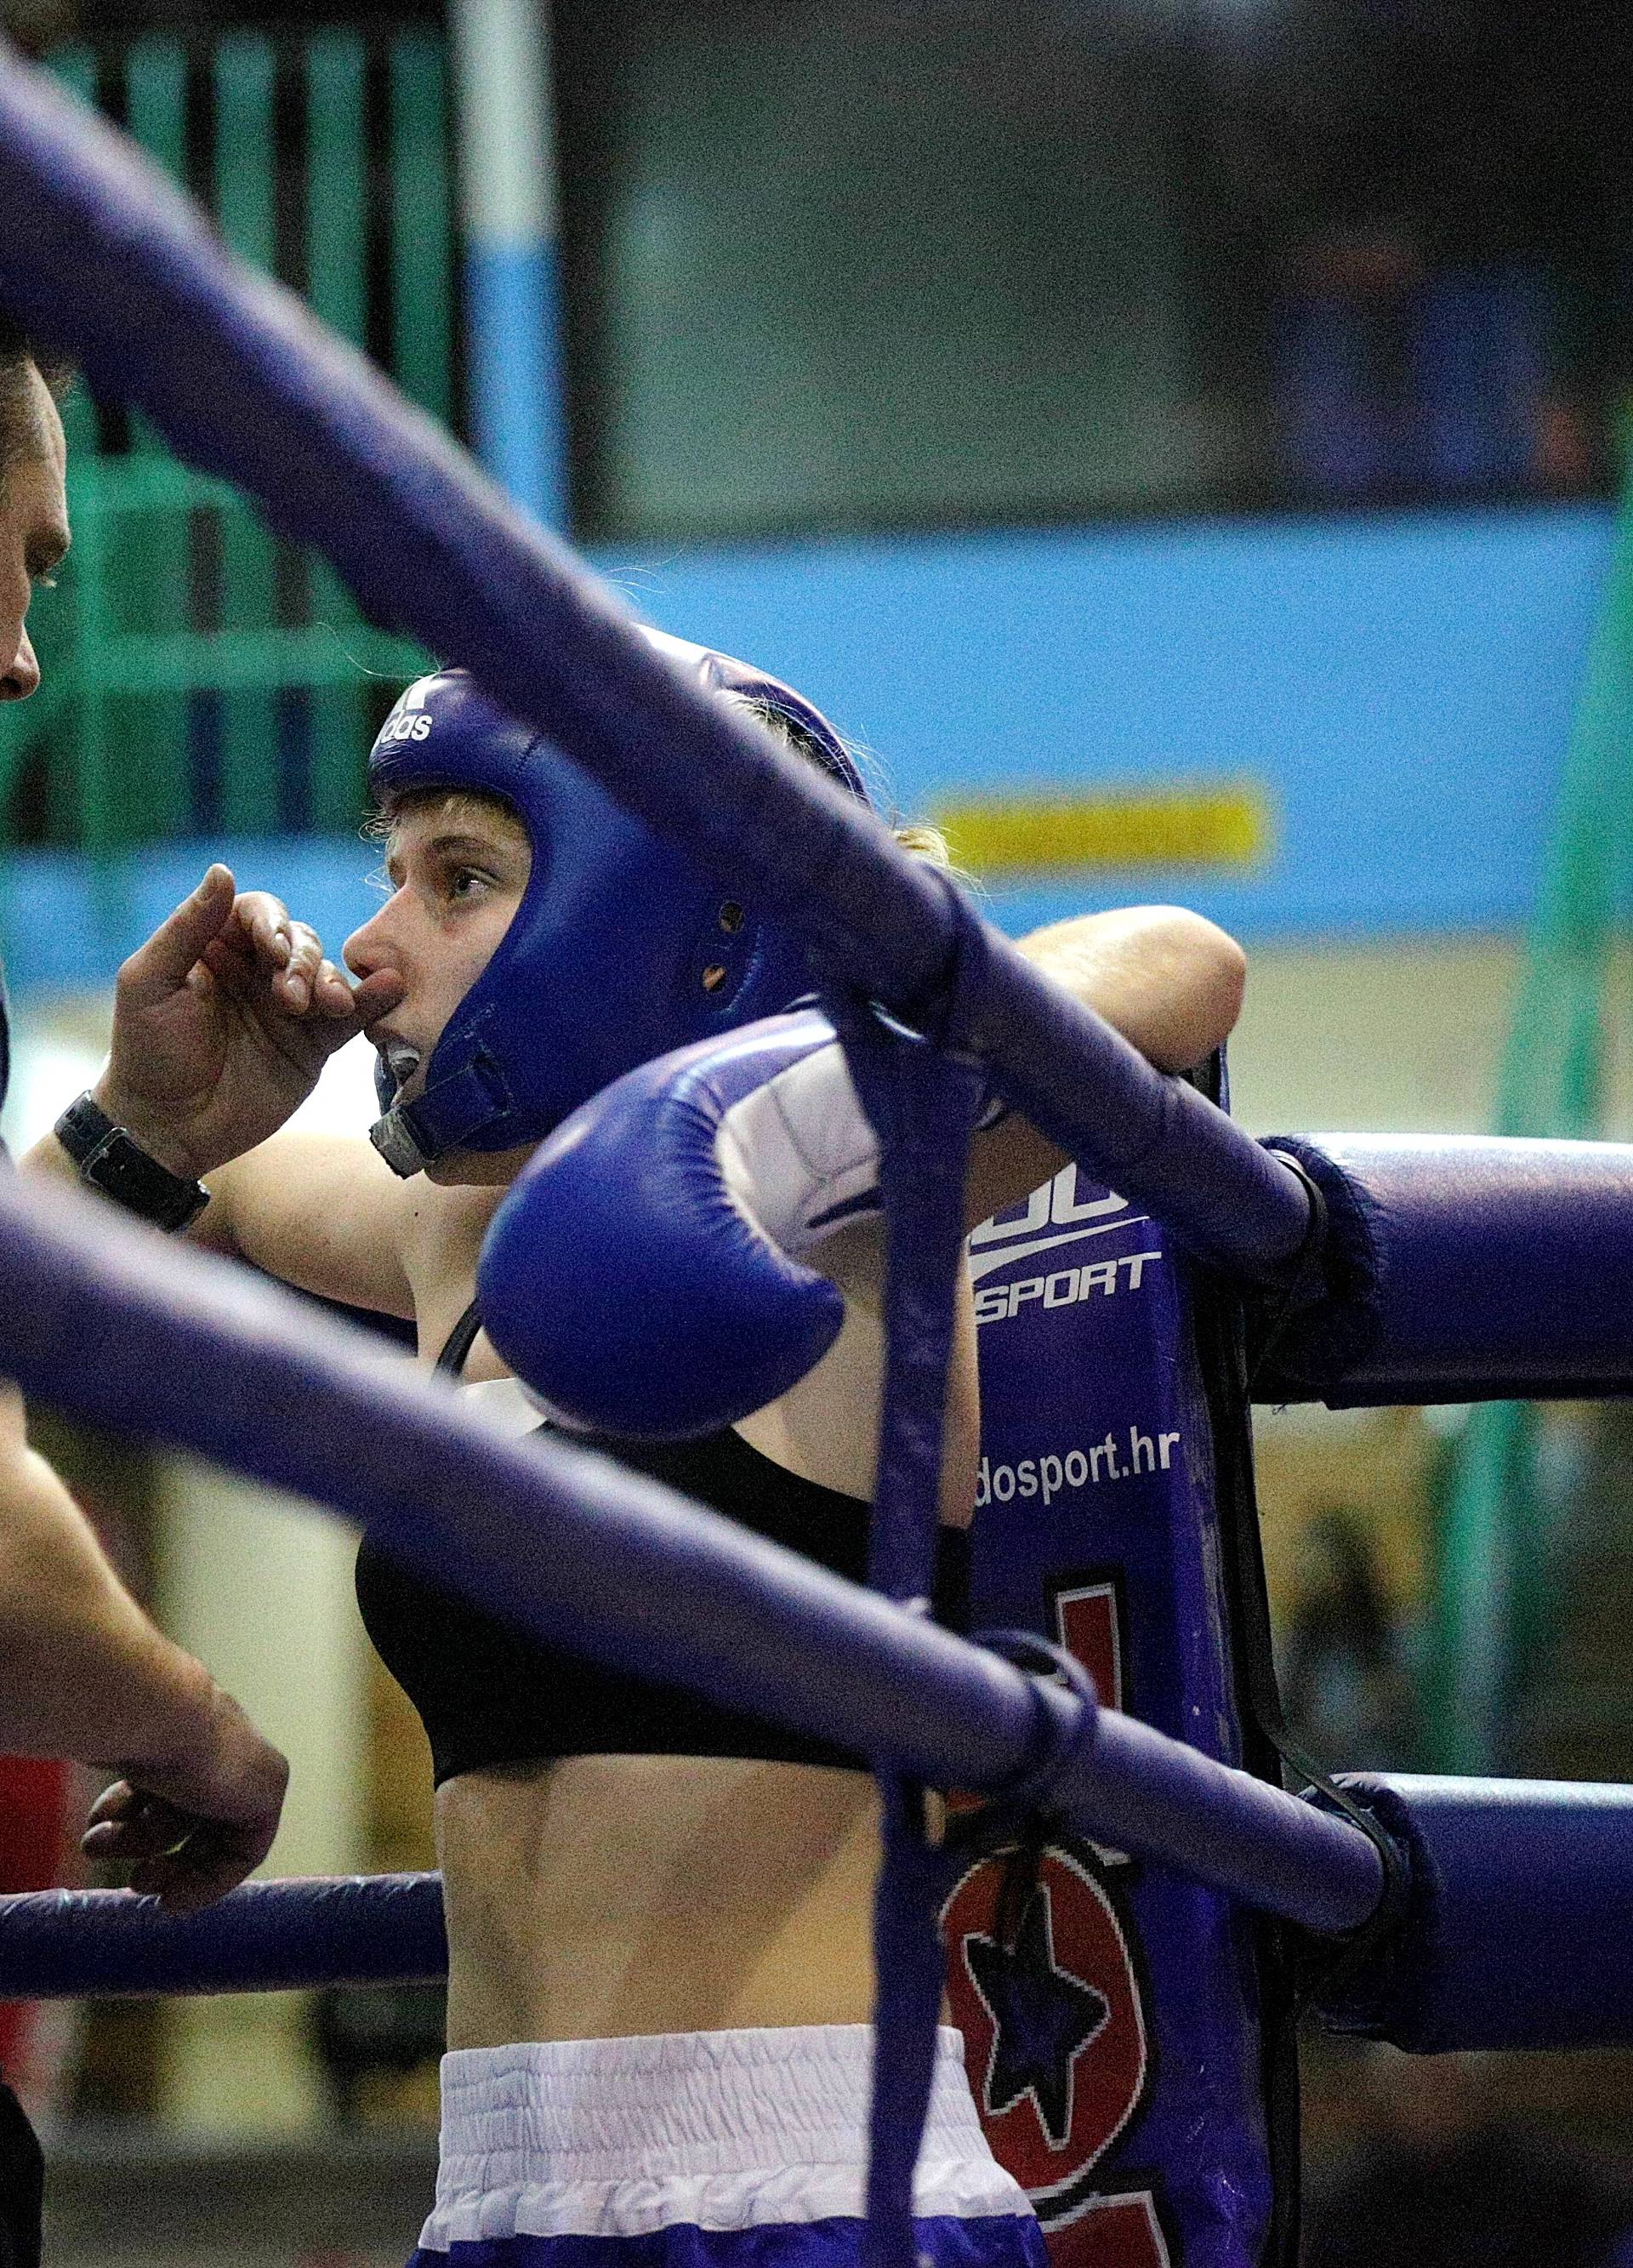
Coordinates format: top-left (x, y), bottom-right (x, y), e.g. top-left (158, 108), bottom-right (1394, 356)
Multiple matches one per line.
top-left (366, 630), bottom-right (871, 1176)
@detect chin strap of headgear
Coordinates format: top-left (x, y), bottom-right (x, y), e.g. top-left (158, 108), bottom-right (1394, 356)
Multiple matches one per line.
top-left (369, 1051), bottom-right (515, 1178)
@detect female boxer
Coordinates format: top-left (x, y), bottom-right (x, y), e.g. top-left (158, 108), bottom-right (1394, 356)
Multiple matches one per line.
top-left (27, 638), bottom-right (1244, 2268)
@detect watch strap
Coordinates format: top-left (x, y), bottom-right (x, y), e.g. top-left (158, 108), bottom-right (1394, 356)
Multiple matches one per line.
top-left (54, 1094), bottom-right (209, 1232)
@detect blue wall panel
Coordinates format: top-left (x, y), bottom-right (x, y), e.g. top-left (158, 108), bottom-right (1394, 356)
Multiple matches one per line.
top-left (620, 501), bottom-right (1612, 939)
top-left (1, 503), bottom-right (1613, 994)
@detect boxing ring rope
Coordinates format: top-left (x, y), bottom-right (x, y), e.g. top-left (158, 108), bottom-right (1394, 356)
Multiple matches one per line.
top-left (0, 50), bottom-right (1312, 1287)
top-left (0, 1875), bottom-right (446, 1999)
top-left (0, 1176), bottom-right (1384, 1944)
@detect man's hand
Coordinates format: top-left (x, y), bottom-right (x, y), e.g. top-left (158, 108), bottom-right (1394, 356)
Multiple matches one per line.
top-left (82, 1684), bottom-right (289, 1915)
top-left (95, 865), bottom-right (405, 1178)
top-left (0, 1419), bottom-right (290, 1913)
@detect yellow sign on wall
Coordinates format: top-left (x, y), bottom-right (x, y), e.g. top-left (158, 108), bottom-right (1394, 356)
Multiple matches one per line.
top-left (936, 779), bottom-right (1273, 878)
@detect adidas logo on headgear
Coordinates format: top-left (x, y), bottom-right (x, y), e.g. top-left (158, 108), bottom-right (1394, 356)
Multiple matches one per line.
top-left (379, 676), bottom-right (435, 744)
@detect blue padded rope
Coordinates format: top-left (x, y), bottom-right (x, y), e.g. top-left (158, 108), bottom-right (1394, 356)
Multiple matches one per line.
top-left (823, 989), bottom-right (989, 2268)
top-left (0, 1874), bottom-right (446, 1999)
top-left (0, 49), bottom-right (1312, 1285)
top-left (0, 1174), bottom-right (1381, 1942)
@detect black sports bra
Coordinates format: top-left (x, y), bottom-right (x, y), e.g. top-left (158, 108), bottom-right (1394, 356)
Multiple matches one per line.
top-left (354, 1304), bottom-right (969, 1785)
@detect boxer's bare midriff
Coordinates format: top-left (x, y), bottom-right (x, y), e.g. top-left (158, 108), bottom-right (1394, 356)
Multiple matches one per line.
top-left (437, 1755), bottom-right (883, 2049)
top-left (416, 1211), bottom-right (976, 2055)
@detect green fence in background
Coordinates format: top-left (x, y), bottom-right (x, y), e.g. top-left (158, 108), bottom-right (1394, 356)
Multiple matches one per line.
top-left (0, 30), bottom-right (451, 854)
top-left (1429, 448), bottom-right (1633, 1771)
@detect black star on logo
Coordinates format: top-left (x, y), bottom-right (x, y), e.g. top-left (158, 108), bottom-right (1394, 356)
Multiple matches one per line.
top-left (963, 1883), bottom-right (1109, 2147)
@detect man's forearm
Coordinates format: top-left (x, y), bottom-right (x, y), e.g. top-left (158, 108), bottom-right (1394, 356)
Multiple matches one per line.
top-left (0, 1439), bottom-right (217, 1770)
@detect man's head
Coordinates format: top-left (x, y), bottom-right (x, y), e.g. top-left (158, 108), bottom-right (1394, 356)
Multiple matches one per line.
top-left (0, 313), bottom-right (71, 704)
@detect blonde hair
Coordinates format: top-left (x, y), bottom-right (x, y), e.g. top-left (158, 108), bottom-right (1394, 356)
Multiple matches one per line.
top-left (740, 700), bottom-right (969, 886)
top-left (892, 819), bottom-right (958, 871)
top-left (362, 783), bottom-right (526, 845)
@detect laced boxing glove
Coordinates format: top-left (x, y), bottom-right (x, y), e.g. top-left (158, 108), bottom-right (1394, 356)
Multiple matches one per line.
top-left (477, 1009), bottom-right (885, 1439)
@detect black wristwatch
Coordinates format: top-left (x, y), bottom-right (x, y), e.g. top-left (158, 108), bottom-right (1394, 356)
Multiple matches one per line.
top-left (54, 1093), bottom-right (209, 1232)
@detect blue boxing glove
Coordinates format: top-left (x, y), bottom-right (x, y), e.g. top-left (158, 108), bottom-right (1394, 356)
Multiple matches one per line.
top-left (477, 1009), bottom-right (885, 1439)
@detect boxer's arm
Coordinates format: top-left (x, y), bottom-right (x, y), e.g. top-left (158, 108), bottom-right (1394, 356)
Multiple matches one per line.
top-left (22, 868), bottom-right (415, 1314)
top-left (195, 1130), bottom-right (418, 1317)
top-left (1013, 904), bottom-right (1247, 1074)
top-left (477, 907), bottom-right (1248, 1445)
top-left (964, 904), bottom-right (1246, 1226)
top-left (26, 1117), bottom-right (416, 1317)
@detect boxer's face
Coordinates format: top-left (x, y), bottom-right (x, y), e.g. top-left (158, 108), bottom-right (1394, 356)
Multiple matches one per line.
top-left (0, 364), bottom-right (70, 704)
top-left (345, 789), bottom-right (532, 1124)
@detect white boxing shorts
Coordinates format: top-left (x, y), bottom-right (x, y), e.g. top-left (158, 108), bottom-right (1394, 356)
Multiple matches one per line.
top-left (408, 2023), bottom-right (1046, 2268)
